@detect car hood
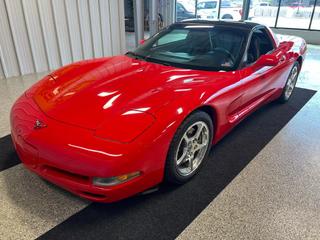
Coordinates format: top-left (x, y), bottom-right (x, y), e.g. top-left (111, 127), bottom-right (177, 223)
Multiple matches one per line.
top-left (31, 56), bottom-right (213, 130)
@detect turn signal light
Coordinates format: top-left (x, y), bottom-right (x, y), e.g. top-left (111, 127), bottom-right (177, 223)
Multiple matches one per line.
top-left (92, 171), bottom-right (141, 187)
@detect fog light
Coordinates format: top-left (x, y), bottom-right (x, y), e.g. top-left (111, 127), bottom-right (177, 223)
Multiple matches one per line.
top-left (92, 171), bottom-right (141, 187)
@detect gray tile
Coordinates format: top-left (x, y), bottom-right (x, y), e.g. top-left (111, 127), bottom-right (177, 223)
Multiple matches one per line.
top-left (0, 72), bottom-right (48, 137)
top-left (0, 164), bottom-right (89, 240)
top-left (0, 71), bottom-right (91, 240)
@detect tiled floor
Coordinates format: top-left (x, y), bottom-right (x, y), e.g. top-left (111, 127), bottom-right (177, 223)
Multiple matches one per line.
top-left (0, 45), bottom-right (319, 240)
top-left (0, 72), bottom-right (48, 137)
top-left (0, 72), bottom-right (89, 240)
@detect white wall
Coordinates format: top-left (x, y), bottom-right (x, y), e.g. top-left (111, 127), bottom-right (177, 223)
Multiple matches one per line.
top-left (0, 0), bottom-right (126, 79)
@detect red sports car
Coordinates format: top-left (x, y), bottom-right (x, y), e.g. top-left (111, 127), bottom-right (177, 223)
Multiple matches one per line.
top-left (11, 21), bottom-right (306, 202)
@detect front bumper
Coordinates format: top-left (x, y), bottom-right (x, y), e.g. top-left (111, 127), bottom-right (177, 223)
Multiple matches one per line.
top-left (10, 94), bottom-right (164, 202)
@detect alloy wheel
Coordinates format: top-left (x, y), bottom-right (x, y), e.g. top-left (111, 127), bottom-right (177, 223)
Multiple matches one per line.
top-left (285, 65), bottom-right (299, 99)
top-left (175, 121), bottom-right (210, 176)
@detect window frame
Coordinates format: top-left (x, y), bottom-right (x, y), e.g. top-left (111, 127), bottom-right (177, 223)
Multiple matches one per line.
top-left (239, 26), bottom-right (276, 69)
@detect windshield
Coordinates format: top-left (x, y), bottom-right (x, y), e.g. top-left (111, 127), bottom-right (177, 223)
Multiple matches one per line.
top-left (129, 25), bottom-right (248, 71)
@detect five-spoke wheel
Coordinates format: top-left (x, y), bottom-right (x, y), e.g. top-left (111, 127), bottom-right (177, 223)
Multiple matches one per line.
top-left (175, 121), bottom-right (210, 176)
top-left (165, 111), bottom-right (213, 184)
top-left (279, 61), bottom-right (300, 102)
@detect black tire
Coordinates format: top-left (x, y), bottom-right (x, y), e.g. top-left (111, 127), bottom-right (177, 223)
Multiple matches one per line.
top-left (165, 111), bottom-right (213, 184)
top-left (222, 14), bottom-right (233, 19)
top-left (278, 61), bottom-right (300, 103)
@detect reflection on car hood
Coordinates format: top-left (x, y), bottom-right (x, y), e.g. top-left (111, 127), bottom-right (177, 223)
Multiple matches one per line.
top-left (32, 56), bottom-right (213, 129)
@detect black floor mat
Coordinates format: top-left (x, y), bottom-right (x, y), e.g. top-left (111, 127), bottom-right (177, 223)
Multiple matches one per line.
top-left (0, 135), bottom-right (20, 172)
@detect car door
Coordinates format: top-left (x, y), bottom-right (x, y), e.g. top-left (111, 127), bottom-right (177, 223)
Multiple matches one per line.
top-left (238, 27), bottom-right (287, 114)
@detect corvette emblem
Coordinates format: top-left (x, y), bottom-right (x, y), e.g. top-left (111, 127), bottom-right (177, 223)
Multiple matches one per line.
top-left (34, 120), bottom-right (47, 129)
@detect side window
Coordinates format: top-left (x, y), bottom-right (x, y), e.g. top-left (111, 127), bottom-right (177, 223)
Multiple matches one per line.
top-left (258, 28), bottom-right (274, 55)
top-left (155, 29), bottom-right (188, 46)
top-left (247, 28), bottom-right (274, 65)
top-left (197, 2), bottom-right (206, 9)
top-left (205, 2), bottom-right (217, 9)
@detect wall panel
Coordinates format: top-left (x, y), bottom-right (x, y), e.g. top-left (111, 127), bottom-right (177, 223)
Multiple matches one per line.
top-left (100, 0), bottom-right (113, 56)
top-left (89, 0), bottom-right (103, 58)
top-left (22, 0), bottom-right (49, 73)
top-left (118, 0), bottom-right (126, 54)
top-left (65, 0), bottom-right (83, 62)
top-left (52, 0), bottom-right (73, 65)
top-left (78, 0), bottom-right (94, 59)
top-left (109, 0), bottom-right (121, 55)
top-left (0, 0), bottom-right (125, 78)
top-left (5, 0), bottom-right (35, 75)
top-left (0, 59), bottom-right (4, 79)
top-left (0, 0), bottom-right (20, 77)
top-left (37, 0), bottom-right (62, 70)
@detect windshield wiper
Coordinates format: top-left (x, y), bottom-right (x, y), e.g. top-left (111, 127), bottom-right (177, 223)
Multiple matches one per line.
top-left (125, 51), bottom-right (146, 60)
top-left (158, 61), bottom-right (172, 66)
top-left (145, 57), bottom-right (173, 67)
top-left (126, 52), bottom-right (173, 67)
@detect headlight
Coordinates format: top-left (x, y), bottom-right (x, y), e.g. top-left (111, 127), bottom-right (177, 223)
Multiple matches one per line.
top-left (93, 171), bottom-right (141, 186)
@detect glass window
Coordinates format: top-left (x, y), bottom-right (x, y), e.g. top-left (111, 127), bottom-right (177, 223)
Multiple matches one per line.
top-left (221, 1), bottom-right (232, 8)
top-left (176, 0), bottom-right (242, 22)
top-left (175, 0), bottom-right (320, 31)
top-left (205, 2), bottom-right (217, 9)
top-left (176, 0), bottom-right (196, 22)
top-left (219, 0), bottom-right (243, 20)
top-left (311, 1), bottom-right (320, 30)
top-left (177, 2), bottom-right (184, 12)
top-left (156, 29), bottom-right (188, 46)
top-left (124, 0), bottom-right (149, 51)
top-left (197, 2), bottom-right (206, 9)
top-left (129, 25), bottom-right (248, 71)
top-left (246, 28), bottom-right (274, 64)
top-left (248, 1), bottom-right (278, 27)
top-left (196, 1), bottom-right (219, 20)
top-left (276, 0), bottom-right (315, 29)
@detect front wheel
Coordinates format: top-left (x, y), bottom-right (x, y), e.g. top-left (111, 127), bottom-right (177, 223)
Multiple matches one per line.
top-left (165, 111), bottom-right (213, 184)
top-left (278, 61), bottom-right (300, 103)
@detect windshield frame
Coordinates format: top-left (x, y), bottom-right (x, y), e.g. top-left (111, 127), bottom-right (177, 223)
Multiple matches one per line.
top-left (129, 23), bottom-right (250, 72)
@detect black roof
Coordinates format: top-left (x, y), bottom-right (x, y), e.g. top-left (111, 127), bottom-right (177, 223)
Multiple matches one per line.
top-left (172, 20), bottom-right (261, 31)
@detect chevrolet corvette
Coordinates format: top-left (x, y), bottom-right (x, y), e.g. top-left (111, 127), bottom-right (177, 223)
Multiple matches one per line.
top-left (10, 21), bottom-right (306, 202)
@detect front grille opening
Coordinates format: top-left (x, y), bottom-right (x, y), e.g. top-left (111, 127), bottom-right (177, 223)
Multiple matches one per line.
top-left (42, 165), bottom-right (90, 184)
top-left (79, 191), bottom-right (107, 200)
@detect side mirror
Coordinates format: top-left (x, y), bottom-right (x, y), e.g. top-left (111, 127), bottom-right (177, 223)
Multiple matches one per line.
top-left (255, 54), bottom-right (279, 68)
top-left (139, 39), bottom-right (145, 45)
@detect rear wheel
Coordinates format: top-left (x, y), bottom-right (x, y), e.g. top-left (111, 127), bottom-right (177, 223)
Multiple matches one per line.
top-left (222, 14), bottom-right (233, 19)
top-left (165, 111), bottom-right (213, 184)
top-left (279, 61), bottom-right (300, 103)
